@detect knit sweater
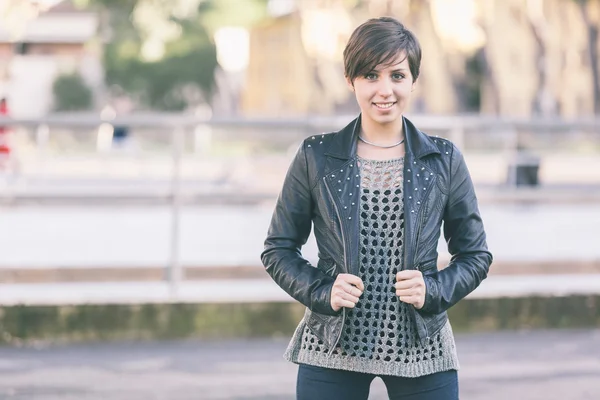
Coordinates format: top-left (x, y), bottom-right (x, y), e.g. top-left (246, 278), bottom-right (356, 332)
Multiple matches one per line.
top-left (284, 156), bottom-right (459, 377)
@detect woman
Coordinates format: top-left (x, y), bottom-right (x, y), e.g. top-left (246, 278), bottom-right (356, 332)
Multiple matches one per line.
top-left (261, 17), bottom-right (492, 400)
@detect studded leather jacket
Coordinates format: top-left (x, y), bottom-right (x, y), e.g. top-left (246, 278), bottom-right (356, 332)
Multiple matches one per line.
top-left (261, 115), bottom-right (492, 350)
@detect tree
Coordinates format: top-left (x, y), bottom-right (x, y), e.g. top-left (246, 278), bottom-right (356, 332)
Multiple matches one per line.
top-left (52, 73), bottom-right (93, 111)
top-left (577, 0), bottom-right (600, 114)
top-left (74, 0), bottom-right (268, 111)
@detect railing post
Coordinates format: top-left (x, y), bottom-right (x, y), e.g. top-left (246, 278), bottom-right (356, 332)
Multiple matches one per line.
top-left (169, 125), bottom-right (185, 298)
top-left (35, 123), bottom-right (49, 175)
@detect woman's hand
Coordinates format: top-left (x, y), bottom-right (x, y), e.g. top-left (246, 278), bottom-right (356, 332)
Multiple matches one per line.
top-left (394, 270), bottom-right (426, 309)
top-left (330, 274), bottom-right (364, 312)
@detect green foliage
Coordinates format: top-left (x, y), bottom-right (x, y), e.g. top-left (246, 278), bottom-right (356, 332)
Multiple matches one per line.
top-left (52, 73), bottom-right (94, 111)
top-left (104, 21), bottom-right (218, 110)
top-left (198, 0), bottom-right (270, 33)
top-left (75, 0), bottom-right (268, 111)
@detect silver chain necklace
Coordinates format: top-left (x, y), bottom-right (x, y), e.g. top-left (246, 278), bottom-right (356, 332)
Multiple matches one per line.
top-left (358, 135), bottom-right (405, 148)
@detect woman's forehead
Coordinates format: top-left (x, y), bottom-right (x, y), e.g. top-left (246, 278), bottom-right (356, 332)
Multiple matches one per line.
top-left (373, 52), bottom-right (409, 71)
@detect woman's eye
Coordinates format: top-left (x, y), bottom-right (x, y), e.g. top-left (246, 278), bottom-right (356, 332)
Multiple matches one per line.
top-left (392, 73), bottom-right (404, 80)
top-left (365, 73), bottom-right (377, 80)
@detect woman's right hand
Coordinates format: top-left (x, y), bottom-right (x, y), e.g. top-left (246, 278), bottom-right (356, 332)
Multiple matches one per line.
top-left (330, 274), bottom-right (364, 312)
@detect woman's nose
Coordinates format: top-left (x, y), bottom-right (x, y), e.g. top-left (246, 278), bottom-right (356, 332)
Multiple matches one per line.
top-left (377, 78), bottom-right (393, 97)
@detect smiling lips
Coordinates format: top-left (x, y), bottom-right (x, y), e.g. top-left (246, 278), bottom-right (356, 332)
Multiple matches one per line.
top-left (373, 102), bottom-right (396, 109)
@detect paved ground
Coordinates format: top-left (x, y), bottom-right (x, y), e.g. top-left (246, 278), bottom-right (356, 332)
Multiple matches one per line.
top-left (0, 329), bottom-right (596, 399)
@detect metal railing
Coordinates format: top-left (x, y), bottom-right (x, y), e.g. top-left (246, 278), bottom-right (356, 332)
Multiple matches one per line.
top-left (0, 113), bottom-right (599, 298)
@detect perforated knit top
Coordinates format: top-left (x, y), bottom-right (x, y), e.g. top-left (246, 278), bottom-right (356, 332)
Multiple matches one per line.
top-left (284, 156), bottom-right (460, 377)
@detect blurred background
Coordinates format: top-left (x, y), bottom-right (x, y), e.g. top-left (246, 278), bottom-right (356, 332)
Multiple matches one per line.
top-left (0, 0), bottom-right (598, 399)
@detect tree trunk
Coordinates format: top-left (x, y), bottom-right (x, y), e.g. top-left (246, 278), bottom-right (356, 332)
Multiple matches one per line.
top-left (579, 0), bottom-right (600, 114)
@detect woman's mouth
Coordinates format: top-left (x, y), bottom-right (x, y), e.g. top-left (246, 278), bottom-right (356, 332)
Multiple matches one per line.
top-left (373, 102), bottom-right (396, 110)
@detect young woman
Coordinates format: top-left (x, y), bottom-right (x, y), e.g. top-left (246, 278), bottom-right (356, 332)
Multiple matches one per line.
top-left (262, 17), bottom-right (492, 400)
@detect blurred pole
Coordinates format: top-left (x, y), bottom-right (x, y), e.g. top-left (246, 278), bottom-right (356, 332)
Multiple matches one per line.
top-left (506, 125), bottom-right (519, 187)
top-left (450, 122), bottom-right (465, 151)
top-left (169, 126), bottom-right (185, 298)
top-left (194, 123), bottom-right (212, 154)
top-left (35, 123), bottom-right (49, 175)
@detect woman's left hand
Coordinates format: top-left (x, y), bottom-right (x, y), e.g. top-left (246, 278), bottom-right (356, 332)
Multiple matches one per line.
top-left (394, 270), bottom-right (426, 310)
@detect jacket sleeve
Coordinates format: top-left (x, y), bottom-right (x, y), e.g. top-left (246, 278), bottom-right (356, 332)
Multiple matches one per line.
top-left (261, 142), bottom-right (339, 315)
top-left (420, 145), bottom-right (493, 315)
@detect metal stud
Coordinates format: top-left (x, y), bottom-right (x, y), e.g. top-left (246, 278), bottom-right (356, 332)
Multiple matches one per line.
top-left (426, 178), bottom-right (429, 181)
top-left (331, 175), bottom-right (335, 177)
top-left (408, 180), bottom-right (411, 183)
top-left (356, 174), bottom-right (359, 178)
top-left (350, 193), bottom-right (353, 196)
top-left (356, 185), bottom-right (359, 188)
top-left (446, 152), bottom-right (449, 154)
top-left (350, 164), bottom-right (353, 167)
top-left (417, 201), bottom-right (421, 205)
top-left (319, 141), bottom-right (323, 144)
top-left (417, 174), bottom-right (420, 177)
top-left (308, 145), bottom-right (311, 147)
top-left (430, 173), bottom-right (433, 176)
top-left (408, 169), bottom-right (411, 172)
top-left (348, 217), bottom-right (352, 220)
top-left (312, 136), bottom-right (315, 140)
top-left (411, 210), bottom-right (415, 213)
top-left (344, 206), bottom-right (347, 209)
top-left (413, 161), bottom-right (417, 165)
top-left (347, 177), bottom-right (350, 180)
top-left (352, 202), bottom-right (355, 206)
top-left (409, 196), bottom-right (412, 199)
top-left (338, 189), bottom-right (341, 192)
top-left (414, 188), bottom-right (418, 191)
top-left (340, 169), bottom-right (343, 172)
top-left (423, 188), bottom-right (426, 190)
top-left (338, 180), bottom-right (341, 183)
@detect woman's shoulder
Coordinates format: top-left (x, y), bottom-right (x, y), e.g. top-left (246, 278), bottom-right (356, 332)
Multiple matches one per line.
top-left (301, 132), bottom-right (336, 148)
top-left (418, 128), bottom-right (461, 155)
top-left (297, 132), bottom-right (338, 161)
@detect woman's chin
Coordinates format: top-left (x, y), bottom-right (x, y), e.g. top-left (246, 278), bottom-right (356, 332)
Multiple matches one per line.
top-left (368, 112), bottom-right (401, 125)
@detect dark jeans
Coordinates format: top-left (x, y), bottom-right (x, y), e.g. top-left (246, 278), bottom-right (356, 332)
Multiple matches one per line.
top-left (297, 364), bottom-right (458, 400)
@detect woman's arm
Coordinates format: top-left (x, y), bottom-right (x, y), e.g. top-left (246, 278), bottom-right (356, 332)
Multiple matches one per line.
top-left (261, 142), bottom-right (339, 315)
top-left (419, 145), bottom-right (493, 315)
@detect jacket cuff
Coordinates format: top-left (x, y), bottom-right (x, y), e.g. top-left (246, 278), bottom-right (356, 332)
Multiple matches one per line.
top-left (419, 275), bottom-right (440, 315)
top-left (312, 282), bottom-right (341, 316)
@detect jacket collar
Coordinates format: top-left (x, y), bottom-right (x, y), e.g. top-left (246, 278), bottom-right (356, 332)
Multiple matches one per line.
top-left (324, 114), bottom-right (441, 160)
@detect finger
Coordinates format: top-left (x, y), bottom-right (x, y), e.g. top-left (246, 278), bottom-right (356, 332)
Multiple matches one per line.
top-left (394, 280), bottom-right (420, 290)
top-left (339, 291), bottom-right (360, 304)
top-left (395, 288), bottom-right (421, 297)
top-left (340, 274), bottom-right (365, 291)
top-left (335, 298), bottom-right (358, 309)
top-left (397, 295), bottom-right (420, 305)
top-left (396, 270), bottom-right (422, 281)
top-left (340, 281), bottom-right (363, 297)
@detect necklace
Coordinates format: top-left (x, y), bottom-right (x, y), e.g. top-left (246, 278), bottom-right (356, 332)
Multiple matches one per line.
top-left (358, 135), bottom-right (405, 148)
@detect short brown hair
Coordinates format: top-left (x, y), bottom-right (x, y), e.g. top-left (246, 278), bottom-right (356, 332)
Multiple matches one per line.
top-left (343, 17), bottom-right (422, 83)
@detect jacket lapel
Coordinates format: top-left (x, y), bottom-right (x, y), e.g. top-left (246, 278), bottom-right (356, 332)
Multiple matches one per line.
top-left (323, 114), bottom-right (441, 273)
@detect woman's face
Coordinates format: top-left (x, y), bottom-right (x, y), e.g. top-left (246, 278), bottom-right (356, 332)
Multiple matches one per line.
top-left (347, 52), bottom-right (416, 128)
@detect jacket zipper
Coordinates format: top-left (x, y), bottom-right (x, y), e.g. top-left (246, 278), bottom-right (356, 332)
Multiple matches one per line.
top-left (323, 176), bottom-right (347, 356)
top-left (413, 197), bottom-right (430, 345)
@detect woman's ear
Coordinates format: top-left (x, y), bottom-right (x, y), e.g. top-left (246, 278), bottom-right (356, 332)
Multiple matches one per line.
top-left (345, 76), bottom-right (355, 92)
top-left (411, 79), bottom-right (417, 92)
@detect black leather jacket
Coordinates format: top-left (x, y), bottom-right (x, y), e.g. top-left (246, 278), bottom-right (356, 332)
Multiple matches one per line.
top-left (261, 115), bottom-right (492, 351)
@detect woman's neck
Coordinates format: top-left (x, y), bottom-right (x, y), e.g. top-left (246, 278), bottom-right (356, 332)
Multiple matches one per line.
top-left (356, 115), bottom-right (406, 161)
top-left (359, 116), bottom-right (404, 144)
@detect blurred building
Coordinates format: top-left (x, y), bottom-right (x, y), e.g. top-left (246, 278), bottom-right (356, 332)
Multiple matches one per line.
top-left (241, 0), bottom-right (600, 118)
top-left (0, 0), bottom-right (101, 118)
